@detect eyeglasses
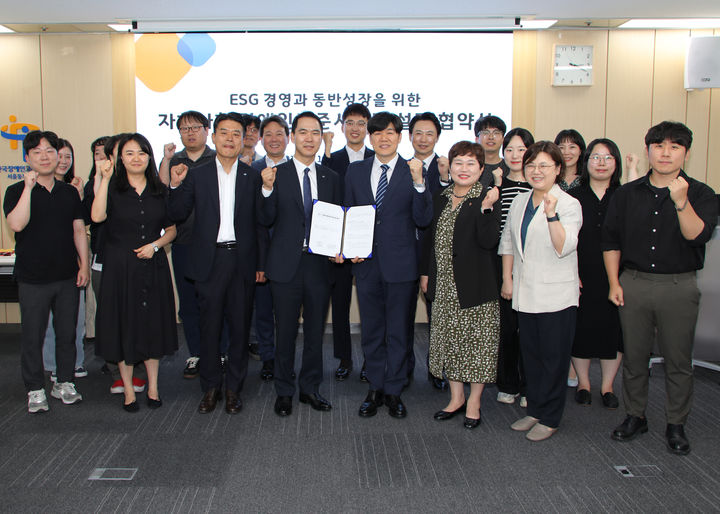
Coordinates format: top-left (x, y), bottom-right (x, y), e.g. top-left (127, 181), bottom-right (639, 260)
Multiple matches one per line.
top-left (179, 125), bottom-right (204, 133)
top-left (479, 130), bottom-right (503, 138)
top-left (344, 120), bottom-right (367, 128)
top-left (525, 163), bottom-right (556, 172)
top-left (589, 154), bottom-right (615, 163)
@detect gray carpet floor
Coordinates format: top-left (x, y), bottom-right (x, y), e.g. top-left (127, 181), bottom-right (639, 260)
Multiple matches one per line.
top-left (1, 323), bottom-right (719, 513)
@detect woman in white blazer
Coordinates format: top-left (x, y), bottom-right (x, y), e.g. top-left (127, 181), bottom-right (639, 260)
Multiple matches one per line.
top-left (498, 141), bottom-right (582, 441)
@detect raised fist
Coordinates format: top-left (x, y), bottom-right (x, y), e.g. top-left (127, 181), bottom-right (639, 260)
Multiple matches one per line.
top-left (170, 163), bottom-right (188, 188)
top-left (261, 167), bottom-right (277, 191)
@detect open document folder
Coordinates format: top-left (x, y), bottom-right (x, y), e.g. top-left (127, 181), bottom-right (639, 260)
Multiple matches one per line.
top-left (308, 201), bottom-right (376, 259)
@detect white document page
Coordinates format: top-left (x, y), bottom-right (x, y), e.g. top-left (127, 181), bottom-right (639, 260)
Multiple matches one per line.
top-left (341, 205), bottom-right (376, 259)
top-left (308, 201), bottom-right (344, 257)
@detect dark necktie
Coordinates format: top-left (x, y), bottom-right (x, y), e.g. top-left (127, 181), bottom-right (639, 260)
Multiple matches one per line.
top-left (376, 164), bottom-right (389, 208)
top-left (303, 167), bottom-right (312, 243)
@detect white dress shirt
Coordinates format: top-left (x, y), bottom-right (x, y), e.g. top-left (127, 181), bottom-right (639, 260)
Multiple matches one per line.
top-left (293, 157), bottom-right (318, 202)
top-left (346, 145), bottom-right (367, 164)
top-left (371, 154), bottom-right (426, 197)
top-left (264, 155), bottom-right (289, 168)
top-left (216, 157), bottom-right (238, 243)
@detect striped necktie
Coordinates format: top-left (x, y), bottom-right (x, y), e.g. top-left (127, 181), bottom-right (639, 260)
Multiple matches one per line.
top-left (376, 164), bottom-right (389, 208)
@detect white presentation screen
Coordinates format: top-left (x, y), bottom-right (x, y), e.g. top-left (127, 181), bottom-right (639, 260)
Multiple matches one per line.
top-left (135, 32), bottom-right (513, 162)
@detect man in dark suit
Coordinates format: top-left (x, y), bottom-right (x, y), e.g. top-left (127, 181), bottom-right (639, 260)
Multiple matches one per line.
top-left (344, 112), bottom-right (433, 418)
top-left (321, 103), bottom-right (374, 381)
top-left (259, 111), bottom-right (341, 417)
top-left (168, 112), bottom-right (268, 415)
top-left (408, 112), bottom-right (450, 391)
top-left (250, 115), bottom-right (292, 381)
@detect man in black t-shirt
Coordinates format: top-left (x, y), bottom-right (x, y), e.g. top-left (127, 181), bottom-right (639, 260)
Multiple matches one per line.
top-left (3, 130), bottom-right (89, 413)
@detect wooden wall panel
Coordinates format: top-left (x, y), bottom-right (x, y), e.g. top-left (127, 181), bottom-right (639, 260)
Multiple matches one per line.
top-left (39, 34), bottom-right (114, 182)
top-left (110, 33), bottom-right (137, 134)
top-left (651, 30), bottom-right (689, 126)
top-left (533, 30), bottom-right (609, 141)
top-left (605, 30), bottom-right (655, 178)
top-left (511, 31), bottom-right (537, 133)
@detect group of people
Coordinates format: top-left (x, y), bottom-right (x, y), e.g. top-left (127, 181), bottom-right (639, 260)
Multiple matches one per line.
top-left (4, 104), bottom-right (717, 456)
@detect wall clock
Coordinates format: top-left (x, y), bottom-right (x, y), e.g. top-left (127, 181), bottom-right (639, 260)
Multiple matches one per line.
top-left (553, 44), bottom-right (593, 86)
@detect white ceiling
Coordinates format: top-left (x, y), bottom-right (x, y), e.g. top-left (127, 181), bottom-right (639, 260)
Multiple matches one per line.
top-left (1, 0), bottom-right (719, 29)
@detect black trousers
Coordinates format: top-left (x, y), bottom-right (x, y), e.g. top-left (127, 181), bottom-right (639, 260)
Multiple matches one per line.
top-left (330, 261), bottom-right (353, 362)
top-left (271, 253), bottom-right (331, 397)
top-left (496, 297), bottom-right (526, 395)
top-left (194, 247), bottom-right (254, 393)
top-left (518, 307), bottom-right (576, 428)
top-left (18, 278), bottom-right (79, 391)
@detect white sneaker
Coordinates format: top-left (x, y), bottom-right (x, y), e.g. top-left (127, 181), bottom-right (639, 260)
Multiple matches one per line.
top-left (51, 382), bottom-right (83, 405)
top-left (497, 392), bottom-right (518, 404)
top-left (519, 396), bottom-right (527, 408)
top-left (28, 389), bottom-right (49, 413)
top-left (567, 377), bottom-right (579, 387)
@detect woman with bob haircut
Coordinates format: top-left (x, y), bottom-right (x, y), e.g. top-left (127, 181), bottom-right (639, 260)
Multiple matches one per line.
top-left (420, 141), bottom-right (501, 429)
top-left (499, 140), bottom-right (582, 441)
top-left (92, 133), bottom-right (178, 412)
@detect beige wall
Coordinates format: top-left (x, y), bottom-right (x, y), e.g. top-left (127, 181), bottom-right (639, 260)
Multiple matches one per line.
top-left (512, 29), bottom-right (720, 189)
top-left (0, 33), bottom-right (135, 322)
top-left (2, 29), bottom-right (719, 324)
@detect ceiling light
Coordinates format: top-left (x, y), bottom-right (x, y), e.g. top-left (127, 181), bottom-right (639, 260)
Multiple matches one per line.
top-left (620, 19), bottom-right (720, 29)
top-left (0, 25), bottom-right (15, 33)
top-left (108, 24), bottom-right (133, 32)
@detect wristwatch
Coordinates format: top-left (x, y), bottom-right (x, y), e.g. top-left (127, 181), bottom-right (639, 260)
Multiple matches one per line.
top-left (546, 214), bottom-right (560, 222)
top-left (152, 243), bottom-right (159, 253)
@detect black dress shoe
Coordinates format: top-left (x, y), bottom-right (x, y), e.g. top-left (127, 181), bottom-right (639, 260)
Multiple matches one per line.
top-left (299, 392), bottom-right (332, 411)
top-left (601, 392), bottom-right (619, 409)
top-left (358, 390), bottom-right (384, 417)
top-left (666, 424), bottom-right (690, 455)
top-left (198, 389), bottom-right (221, 414)
top-left (463, 415), bottom-right (481, 429)
top-left (147, 396), bottom-right (162, 409)
top-left (428, 372), bottom-right (448, 391)
top-left (274, 395), bottom-right (292, 417)
top-left (433, 404), bottom-right (466, 421)
top-left (385, 395), bottom-right (407, 418)
top-left (611, 415), bottom-right (648, 441)
top-left (225, 390), bottom-right (243, 414)
top-left (335, 360), bottom-right (352, 381)
top-left (123, 400), bottom-right (139, 413)
top-left (248, 343), bottom-right (260, 361)
top-left (359, 363), bottom-right (368, 383)
top-left (260, 359), bottom-right (274, 381)
top-left (575, 388), bottom-right (592, 405)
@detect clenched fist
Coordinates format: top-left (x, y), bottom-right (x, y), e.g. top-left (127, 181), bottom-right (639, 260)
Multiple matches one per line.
top-left (481, 186), bottom-right (499, 210)
top-left (98, 158), bottom-right (114, 181)
top-left (261, 167), bottom-right (277, 191)
top-left (437, 156), bottom-right (449, 181)
top-left (163, 142), bottom-right (176, 160)
top-left (170, 163), bottom-right (188, 188)
top-left (543, 192), bottom-right (558, 217)
top-left (668, 176), bottom-right (689, 210)
top-left (24, 170), bottom-right (38, 190)
top-left (408, 158), bottom-right (424, 185)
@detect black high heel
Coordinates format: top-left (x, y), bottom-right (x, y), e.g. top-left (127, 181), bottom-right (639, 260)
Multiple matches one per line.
top-left (433, 402), bottom-right (466, 421)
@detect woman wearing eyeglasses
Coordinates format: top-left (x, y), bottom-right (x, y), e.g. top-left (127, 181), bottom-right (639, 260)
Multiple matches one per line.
top-left (499, 141), bottom-right (582, 441)
top-left (568, 139), bottom-right (624, 409)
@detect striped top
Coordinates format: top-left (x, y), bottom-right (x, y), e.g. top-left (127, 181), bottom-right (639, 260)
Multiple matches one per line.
top-left (500, 176), bottom-right (532, 232)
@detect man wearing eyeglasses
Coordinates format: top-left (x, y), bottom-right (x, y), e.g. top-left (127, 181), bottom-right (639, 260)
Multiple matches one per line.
top-left (474, 115), bottom-right (508, 188)
top-left (168, 112), bottom-right (269, 415)
top-left (158, 111), bottom-right (217, 380)
top-left (321, 104), bottom-right (374, 382)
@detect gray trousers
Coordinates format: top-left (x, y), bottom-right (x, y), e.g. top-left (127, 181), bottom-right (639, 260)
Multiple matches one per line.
top-left (618, 270), bottom-right (700, 424)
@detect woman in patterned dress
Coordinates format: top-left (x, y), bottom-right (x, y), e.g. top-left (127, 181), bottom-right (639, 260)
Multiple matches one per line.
top-left (420, 141), bottom-right (501, 429)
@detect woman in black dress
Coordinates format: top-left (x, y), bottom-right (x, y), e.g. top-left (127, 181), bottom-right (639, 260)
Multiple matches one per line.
top-left (91, 133), bottom-right (177, 412)
top-left (568, 138), bottom-right (624, 409)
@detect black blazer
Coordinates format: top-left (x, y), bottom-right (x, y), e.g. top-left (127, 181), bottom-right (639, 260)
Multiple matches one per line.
top-left (261, 160), bottom-right (341, 283)
top-left (167, 159), bottom-right (269, 282)
top-left (321, 146), bottom-right (374, 199)
top-left (420, 188), bottom-right (501, 309)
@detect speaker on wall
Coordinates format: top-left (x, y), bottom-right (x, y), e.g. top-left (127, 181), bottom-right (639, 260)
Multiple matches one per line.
top-left (685, 36), bottom-right (720, 90)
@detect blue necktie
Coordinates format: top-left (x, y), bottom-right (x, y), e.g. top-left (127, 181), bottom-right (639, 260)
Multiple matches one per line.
top-left (303, 167), bottom-right (312, 243)
top-left (376, 164), bottom-right (389, 208)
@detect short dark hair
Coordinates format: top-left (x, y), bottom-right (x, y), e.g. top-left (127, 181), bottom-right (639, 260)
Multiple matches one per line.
top-left (645, 121), bottom-right (693, 150)
top-left (113, 133), bottom-right (165, 196)
top-left (554, 129), bottom-right (587, 180)
top-left (368, 112), bottom-right (402, 134)
top-left (581, 138), bottom-right (623, 187)
top-left (409, 112), bottom-right (441, 137)
top-left (104, 133), bottom-right (132, 159)
top-left (213, 112), bottom-right (246, 133)
top-left (342, 103), bottom-right (371, 121)
top-left (57, 138), bottom-right (75, 183)
top-left (473, 115), bottom-right (506, 137)
top-left (177, 110), bottom-right (209, 129)
top-left (502, 127), bottom-right (534, 152)
top-left (260, 115), bottom-right (289, 137)
top-left (241, 114), bottom-right (261, 130)
top-left (23, 130), bottom-right (59, 155)
top-left (88, 136), bottom-right (110, 181)
top-left (291, 111), bottom-right (323, 134)
top-left (448, 141), bottom-right (485, 168)
top-left (523, 141), bottom-right (564, 184)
